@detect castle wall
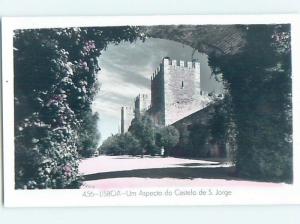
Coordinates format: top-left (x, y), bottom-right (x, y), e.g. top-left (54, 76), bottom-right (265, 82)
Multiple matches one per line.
top-left (150, 63), bottom-right (165, 126)
top-left (171, 101), bottom-right (227, 158)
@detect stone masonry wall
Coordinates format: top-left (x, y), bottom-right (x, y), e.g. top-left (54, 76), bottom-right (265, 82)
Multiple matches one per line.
top-left (150, 63), bottom-right (165, 125)
top-left (162, 58), bottom-right (212, 125)
top-left (134, 94), bottom-right (151, 117)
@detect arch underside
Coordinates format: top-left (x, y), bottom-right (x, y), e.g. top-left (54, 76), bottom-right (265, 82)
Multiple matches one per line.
top-left (143, 25), bottom-right (246, 57)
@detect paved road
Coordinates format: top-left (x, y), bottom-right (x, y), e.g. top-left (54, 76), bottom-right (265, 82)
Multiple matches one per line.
top-left (79, 155), bottom-right (285, 189)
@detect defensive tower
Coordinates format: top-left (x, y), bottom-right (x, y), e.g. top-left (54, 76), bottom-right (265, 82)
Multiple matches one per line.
top-left (134, 94), bottom-right (151, 117)
top-left (150, 57), bottom-right (211, 126)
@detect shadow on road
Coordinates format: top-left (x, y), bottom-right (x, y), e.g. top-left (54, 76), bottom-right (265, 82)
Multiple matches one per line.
top-left (83, 166), bottom-right (238, 181)
top-left (177, 162), bottom-right (221, 166)
top-left (111, 156), bottom-right (164, 159)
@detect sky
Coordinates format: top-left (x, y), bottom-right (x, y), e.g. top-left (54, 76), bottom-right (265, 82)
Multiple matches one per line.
top-left (92, 38), bottom-right (224, 144)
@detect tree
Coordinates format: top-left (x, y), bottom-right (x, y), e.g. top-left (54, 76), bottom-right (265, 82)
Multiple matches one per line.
top-left (156, 126), bottom-right (179, 156)
top-left (208, 24), bottom-right (292, 182)
top-left (122, 133), bottom-right (142, 156)
top-left (77, 111), bottom-right (100, 158)
top-left (100, 133), bottom-right (141, 156)
top-left (129, 114), bottom-right (157, 157)
top-left (208, 96), bottom-right (233, 158)
top-left (14, 26), bottom-right (143, 189)
top-left (100, 134), bottom-right (123, 155)
top-left (189, 123), bottom-right (210, 157)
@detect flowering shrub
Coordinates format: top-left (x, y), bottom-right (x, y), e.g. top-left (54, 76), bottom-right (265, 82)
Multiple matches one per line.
top-left (14, 27), bottom-right (142, 189)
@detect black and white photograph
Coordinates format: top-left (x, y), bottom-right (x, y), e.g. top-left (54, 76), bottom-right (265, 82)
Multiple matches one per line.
top-left (2, 15), bottom-right (300, 206)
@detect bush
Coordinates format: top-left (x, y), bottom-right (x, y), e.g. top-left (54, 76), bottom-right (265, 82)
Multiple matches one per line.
top-left (14, 27), bottom-right (142, 189)
top-left (156, 126), bottom-right (179, 156)
top-left (100, 133), bottom-right (141, 156)
top-left (100, 115), bottom-right (180, 157)
top-left (77, 111), bottom-right (100, 158)
top-left (189, 123), bottom-right (210, 157)
top-left (129, 115), bottom-right (156, 156)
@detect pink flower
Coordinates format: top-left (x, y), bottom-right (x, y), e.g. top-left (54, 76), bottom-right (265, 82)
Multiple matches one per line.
top-left (63, 164), bottom-right (72, 172)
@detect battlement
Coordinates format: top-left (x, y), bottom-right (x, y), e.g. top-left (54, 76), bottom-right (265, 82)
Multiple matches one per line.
top-left (134, 93), bottom-right (151, 117)
top-left (151, 67), bottom-right (162, 80)
top-left (163, 58), bottom-right (200, 69)
top-left (121, 106), bottom-right (134, 112)
top-left (135, 93), bottom-right (150, 101)
top-left (151, 57), bottom-right (200, 81)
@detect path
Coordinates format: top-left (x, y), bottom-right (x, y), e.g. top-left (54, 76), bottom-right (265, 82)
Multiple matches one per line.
top-left (79, 155), bottom-right (285, 189)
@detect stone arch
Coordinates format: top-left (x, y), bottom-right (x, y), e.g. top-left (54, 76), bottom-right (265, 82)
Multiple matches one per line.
top-left (142, 25), bottom-right (246, 57)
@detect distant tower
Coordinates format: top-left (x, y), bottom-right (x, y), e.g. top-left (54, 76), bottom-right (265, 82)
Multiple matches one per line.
top-left (134, 94), bottom-right (151, 118)
top-left (150, 57), bottom-right (211, 126)
top-left (120, 106), bottom-right (134, 134)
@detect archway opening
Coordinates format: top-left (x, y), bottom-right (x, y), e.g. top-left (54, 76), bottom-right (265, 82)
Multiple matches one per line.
top-left (94, 38), bottom-right (225, 144)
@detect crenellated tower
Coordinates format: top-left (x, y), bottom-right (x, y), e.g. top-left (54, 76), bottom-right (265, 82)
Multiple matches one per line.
top-left (134, 94), bottom-right (151, 118)
top-left (121, 57), bottom-right (214, 133)
top-left (150, 57), bottom-right (212, 126)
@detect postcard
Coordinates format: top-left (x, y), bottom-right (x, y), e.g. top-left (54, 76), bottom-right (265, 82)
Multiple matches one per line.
top-left (2, 15), bottom-right (300, 207)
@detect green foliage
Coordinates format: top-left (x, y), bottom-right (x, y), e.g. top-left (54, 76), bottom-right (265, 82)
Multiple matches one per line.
top-left (188, 123), bottom-right (211, 157)
top-left (99, 135), bottom-right (122, 155)
top-left (156, 126), bottom-right (179, 156)
top-left (101, 114), bottom-right (180, 157)
top-left (129, 114), bottom-right (157, 156)
top-left (100, 133), bottom-right (141, 156)
top-left (209, 103), bottom-right (226, 144)
top-left (14, 26), bottom-right (142, 189)
top-left (208, 24), bottom-right (292, 182)
top-left (77, 111), bottom-right (100, 158)
top-left (208, 96), bottom-right (234, 158)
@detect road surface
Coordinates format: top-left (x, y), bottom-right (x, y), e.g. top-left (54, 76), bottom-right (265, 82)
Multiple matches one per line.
top-left (79, 155), bottom-right (285, 189)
